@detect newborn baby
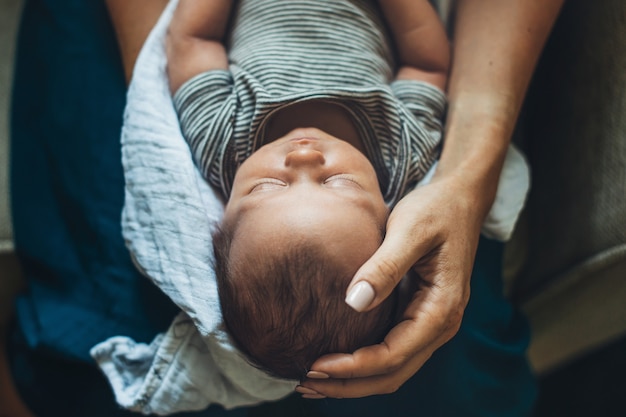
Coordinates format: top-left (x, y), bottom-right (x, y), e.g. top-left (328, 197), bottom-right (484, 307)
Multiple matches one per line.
top-left (168, 0), bottom-right (449, 379)
top-left (213, 126), bottom-right (396, 379)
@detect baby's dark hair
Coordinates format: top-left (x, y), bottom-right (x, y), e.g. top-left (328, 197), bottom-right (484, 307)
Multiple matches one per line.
top-left (212, 221), bottom-right (396, 380)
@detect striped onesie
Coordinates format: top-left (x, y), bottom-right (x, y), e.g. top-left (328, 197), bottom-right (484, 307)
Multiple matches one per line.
top-left (174, 0), bottom-right (446, 206)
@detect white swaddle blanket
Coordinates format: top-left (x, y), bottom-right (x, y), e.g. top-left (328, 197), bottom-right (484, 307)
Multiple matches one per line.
top-left (90, 2), bottom-right (296, 414)
top-left (90, 0), bottom-right (530, 414)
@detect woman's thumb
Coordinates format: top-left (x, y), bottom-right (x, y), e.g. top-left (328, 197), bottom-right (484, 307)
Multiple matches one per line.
top-left (345, 239), bottom-right (421, 312)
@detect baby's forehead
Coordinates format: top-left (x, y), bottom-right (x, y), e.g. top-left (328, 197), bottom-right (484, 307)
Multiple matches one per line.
top-left (228, 206), bottom-right (383, 269)
top-left (231, 188), bottom-right (386, 233)
top-left (235, 198), bottom-right (382, 237)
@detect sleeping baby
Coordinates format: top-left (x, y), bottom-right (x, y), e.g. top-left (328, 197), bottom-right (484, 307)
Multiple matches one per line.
top-left (167, 0), bottom-right (449, 379)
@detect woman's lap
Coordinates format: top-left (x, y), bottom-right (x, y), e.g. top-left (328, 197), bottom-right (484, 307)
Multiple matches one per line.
top-left (8, 0), bottom-right (536, 416)
top-left (312, 237), bottom-right (537, 417)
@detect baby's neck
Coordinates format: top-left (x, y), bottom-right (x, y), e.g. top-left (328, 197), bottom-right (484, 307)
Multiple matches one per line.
top-left (263, 100), bottom-right (366, 153)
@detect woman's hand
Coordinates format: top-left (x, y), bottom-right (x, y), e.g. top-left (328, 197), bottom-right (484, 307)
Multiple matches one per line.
top-left (298, 173), bottom-right (485, 398)
top-left (297, 0), bottom-right (565, 400)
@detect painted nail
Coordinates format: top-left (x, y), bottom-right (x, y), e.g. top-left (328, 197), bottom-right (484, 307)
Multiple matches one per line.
top-left (302, 394), bottom-right (327, 400)
top-left (306, 370), bottom-right (330, 379)
top-left (295, 385), bottom-right (320, 395)
top-left (345, 281), bottom-right (375, 312)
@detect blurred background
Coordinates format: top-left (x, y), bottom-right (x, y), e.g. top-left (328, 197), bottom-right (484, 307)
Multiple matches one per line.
top-left (0, 0), bottom-right (21, 320)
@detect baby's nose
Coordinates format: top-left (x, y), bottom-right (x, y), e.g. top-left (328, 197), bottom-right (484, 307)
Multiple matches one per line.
top-left (284, 147), bottom-right (326, 167)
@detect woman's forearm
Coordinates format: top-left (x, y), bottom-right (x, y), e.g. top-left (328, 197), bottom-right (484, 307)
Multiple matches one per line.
top-left (105, 0), bottom-right (169, 83)
top-left (437, 0), bottom-right (564, 216)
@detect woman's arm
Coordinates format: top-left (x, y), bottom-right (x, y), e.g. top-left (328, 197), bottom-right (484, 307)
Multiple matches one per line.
top-left (300, 0), bottom-right (564, 398)
top-left (437, 0), bottom-right (565, 214)
top-left (378, 0), bottom-right (450, 89)
top-left (105, 0), bottom-right (169, 84)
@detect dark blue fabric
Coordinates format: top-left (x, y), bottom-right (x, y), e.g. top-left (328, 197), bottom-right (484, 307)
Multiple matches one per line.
top-left (10, 0), bottom-right (180, 363)
top-left (312, 238), bottom-right (537, 417)
top-left (8, 0), bottom-right (536, 416)
top-left (8, 321), bottom-right (248, 417)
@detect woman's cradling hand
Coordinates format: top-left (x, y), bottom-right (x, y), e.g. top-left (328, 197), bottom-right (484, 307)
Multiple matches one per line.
top-left (298, 173), bottom-right (485, 398)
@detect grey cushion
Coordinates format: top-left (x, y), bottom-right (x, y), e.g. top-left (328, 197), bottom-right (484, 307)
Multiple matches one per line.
top-left (509, 0), bottom-right (626, 373)
top-left (513, 0), bottom-right (626, 299)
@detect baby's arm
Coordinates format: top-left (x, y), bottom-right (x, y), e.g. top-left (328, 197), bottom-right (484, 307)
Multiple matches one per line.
top-left (167, 0), bottom-right (233, 95)
top-left (379, 0), bottom-right (450, 90)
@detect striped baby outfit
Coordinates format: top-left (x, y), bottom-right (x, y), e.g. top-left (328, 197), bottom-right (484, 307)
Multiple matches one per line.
top-left (174, 0), bottom-right (446, 206)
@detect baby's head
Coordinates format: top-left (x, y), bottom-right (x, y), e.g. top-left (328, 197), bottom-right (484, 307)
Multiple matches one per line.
top-left (214, 128), bottom-right (395, 379)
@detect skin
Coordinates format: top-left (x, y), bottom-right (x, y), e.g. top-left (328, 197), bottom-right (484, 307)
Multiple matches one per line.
top-left (166, 0), bottom-right (232, 94)
top-left (224, 127), bottom-right (389, 269)
top-left (166, 0), bottom-right (449, 94)
top-left (106, 0), bottom-right (169, 84)
top-left (379, 0), bottom-right (450, 89)
top-left (300, 0), bottom-right (566, 399)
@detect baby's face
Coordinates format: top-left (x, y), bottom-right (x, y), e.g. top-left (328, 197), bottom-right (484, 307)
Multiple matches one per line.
top-left (224, 127), bottom-right (389, 264)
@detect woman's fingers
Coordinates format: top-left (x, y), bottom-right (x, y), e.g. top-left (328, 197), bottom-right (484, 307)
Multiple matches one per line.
top-left (310, 283), bottom-right (456, 379)
top-left (345, 194), bottom-right (437, 312)
top-left (304, 264), bottom-right (470, 398)
top-left (302, 351), bottom-right (434, 399)
top-left (307, 323), bottom-right (430, 379)
top-left (303, 181), bottom-right (479, 399)
top-left (301, 321), bottom-right (451, 398)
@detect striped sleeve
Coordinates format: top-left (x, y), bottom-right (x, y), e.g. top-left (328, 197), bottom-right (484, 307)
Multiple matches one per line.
top-left (390, 80), bottom-right (447, 185)
top-left (173, 70), bottom-right (235, 182)
top-left (390, 80), bottom-right (446, 125)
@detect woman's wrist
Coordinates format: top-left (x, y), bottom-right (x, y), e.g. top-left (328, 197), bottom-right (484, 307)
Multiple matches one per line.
top-left (434, 0), bottom-right (565, 219)
top-left (429, 170), bottom-right (498, 228)
top-left (434, 101), bottom-right (513, 221)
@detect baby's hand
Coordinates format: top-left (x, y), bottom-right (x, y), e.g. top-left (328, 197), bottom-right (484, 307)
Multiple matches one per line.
top-left (378, 0), bottom-right (449, 90)
top-left (166, 0), bottom-right (232, 95)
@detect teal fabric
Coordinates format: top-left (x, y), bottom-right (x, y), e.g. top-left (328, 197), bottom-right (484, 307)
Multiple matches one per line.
top-left (8, 0), bottom-right (536, 415)
top-left (315, 237), bottom-right (537, 417)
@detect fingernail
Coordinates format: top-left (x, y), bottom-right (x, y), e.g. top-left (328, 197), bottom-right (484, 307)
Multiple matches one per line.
top-left (345, 281), bottom-right (375, 312)
top-left (302, 394), bottom-right (326, 400)
top-left (306, 370), bottom-right (330, 379)
top-left (295, 385), bottom-right (320, 395)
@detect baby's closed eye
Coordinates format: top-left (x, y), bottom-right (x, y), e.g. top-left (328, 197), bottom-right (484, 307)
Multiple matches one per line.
top-left (324, 174), bottom-right (362, 189)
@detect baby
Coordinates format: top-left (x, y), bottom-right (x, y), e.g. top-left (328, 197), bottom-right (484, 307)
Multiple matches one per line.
top-left (167, 0), bottom-right (449, 380)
